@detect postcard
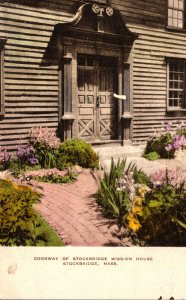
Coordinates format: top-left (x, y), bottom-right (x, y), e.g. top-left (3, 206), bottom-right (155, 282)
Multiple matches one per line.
top-left (0, 0), bottom-right (186, 299)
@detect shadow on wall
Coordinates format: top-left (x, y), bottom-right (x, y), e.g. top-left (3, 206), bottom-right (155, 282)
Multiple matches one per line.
top-left (3, 0), bottom-right (81, 13)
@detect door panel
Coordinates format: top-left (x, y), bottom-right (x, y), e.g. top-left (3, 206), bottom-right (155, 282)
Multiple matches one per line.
top-left (77, 54), bottom-right (117, 141)
top-left (77, 68), bottom-right (96, 140)
top-left (98, 65), bottom-right (116, 139)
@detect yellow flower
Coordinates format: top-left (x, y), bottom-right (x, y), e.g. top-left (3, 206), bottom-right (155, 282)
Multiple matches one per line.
top-left (133, 196), bottom-right (143, 206)
top-left (128, 218), bottom-right (141, 232)
top-left (138, 188), bottom-right (143, 194)
top-left (132, 206), bottom-right (142, 215)
top-left (127, 213), bottom-right (134, 221)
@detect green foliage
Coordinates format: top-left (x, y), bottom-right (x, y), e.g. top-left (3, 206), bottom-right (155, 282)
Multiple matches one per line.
top-left (144, 134), bottom-right (175, 159)
top-left (143, 151), bottom-right (160, 161)
top-left (32, 142), bottom-right (59, 169)
top-left (57, 139), bottom-right (99, 170)
top-left (9, 159), bottom-right (22, 177)
top-left (33, 215), bottom-right (65, 246)
top-left (9, 159), bottom-right (41, 178)
top-left (33, 172), bottom-right (77, 184)
top-left (95, 158), bottom-right (137, 228)
top-left (137, 184), bottom-right (186, 246)
top-left (0, 179), bottom-right (41, 246)
top-left (133, 167), bottom-right (151, 186)
top-left (176, 127), bottom-right (186, 137)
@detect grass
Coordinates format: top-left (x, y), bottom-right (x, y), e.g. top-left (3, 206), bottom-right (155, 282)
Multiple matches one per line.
top-left (34, 214), bottom-right (65, 246)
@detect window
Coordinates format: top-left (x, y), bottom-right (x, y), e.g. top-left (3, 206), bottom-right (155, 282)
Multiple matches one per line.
top-left (0, 39), bottom-right (6, 114)
top-left (77, 54), bottom-right (94, 67)
top-left (168, 0), bottom-right (185, 29)
top-left (168, 60), bottom-right (186, 110)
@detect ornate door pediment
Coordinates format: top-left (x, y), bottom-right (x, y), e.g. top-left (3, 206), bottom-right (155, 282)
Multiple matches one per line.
top-left (41, 2), bottom-right (138, 66)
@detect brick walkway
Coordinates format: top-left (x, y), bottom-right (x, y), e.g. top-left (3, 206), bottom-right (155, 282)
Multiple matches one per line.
top-left (36, 170), bottom-right (128, 247)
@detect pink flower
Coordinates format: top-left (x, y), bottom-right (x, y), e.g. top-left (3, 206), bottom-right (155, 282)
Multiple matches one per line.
top-left (151, 168), bottom-right (186, 188)
top-left (162, 121), bottom-right (172, 132)
top-left (165, 144), bottom-right (173, 152)
top-left (24, 168), bottom-right (67, 179)
top-left (30, 127), bottom-right (60, 149)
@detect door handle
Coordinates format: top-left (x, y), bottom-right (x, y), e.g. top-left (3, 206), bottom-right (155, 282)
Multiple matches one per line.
top-left (96, 96), bottom-right (100, 107)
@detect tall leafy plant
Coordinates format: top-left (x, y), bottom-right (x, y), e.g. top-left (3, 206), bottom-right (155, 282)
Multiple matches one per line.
top-left (29, 127), bottom-right (60, 169)
top-left (95, 158), bottom-right (137, 228)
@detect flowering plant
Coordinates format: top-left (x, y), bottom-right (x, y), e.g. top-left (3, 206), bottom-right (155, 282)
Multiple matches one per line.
top-left (117, 172), bottom-right (151, 233)
top-left (144, 121), bottom-right (186, 159)
top-left (29, 127), bottom-right (61, 169)
top-left (16, 144), bottom-right (38, 169)
top-left (136, 167), bottom-right (186, 246)
top-left (24, 168), bottom-right (77, 184)
top-left (30, 127), bottom-right (60, 149)
top-left (151, 168), bottom-right (186, 188)
top-left (95, 158), bottom-right (151, 231)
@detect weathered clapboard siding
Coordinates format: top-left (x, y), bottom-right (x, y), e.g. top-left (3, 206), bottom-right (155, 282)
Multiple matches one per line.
top-left (131, 26), bottom-right (186, 141)
top-left (0, 0), bottom-right (82, 149)
top-left (1, 0), bottom-right (186, 147)
top-left (111, 0), bottom-right (186, 142)
top-left (113, 0), bottom-right (166, 28)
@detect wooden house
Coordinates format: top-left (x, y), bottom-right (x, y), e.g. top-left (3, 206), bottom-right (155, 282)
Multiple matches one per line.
top-left (0, 0), bottom-right (186, 150)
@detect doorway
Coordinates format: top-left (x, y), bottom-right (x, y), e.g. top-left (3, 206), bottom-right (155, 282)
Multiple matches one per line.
top-left (77, 54), bottom-right (118, 141)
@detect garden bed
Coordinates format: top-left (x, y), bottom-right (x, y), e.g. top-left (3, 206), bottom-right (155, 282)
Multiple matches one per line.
top-left (95, 158), bottom-right (186, 246)
top-left (0, 127), bottom-right (99, 246)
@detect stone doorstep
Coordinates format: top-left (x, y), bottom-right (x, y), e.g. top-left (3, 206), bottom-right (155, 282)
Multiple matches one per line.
top-left (93, 145), bottom-right (144, 156)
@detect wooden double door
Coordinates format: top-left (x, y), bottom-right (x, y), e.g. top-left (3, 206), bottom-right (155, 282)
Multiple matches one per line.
top-left (77, 54), bottom-right (118, 141)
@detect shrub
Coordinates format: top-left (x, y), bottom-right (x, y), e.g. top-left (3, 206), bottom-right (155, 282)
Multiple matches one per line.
top-left (144, 133), bottom-right (175, 159)
top-left (57, 139), bottom-right (99, 169)
top-left (137, 184), bottom-right (186, 246)
top-left (144, 122), bottom-right (186, 159)
top-left (0, 179), bottom-right (41, 246)
top-left (29, 127), bottom-right (60, 169)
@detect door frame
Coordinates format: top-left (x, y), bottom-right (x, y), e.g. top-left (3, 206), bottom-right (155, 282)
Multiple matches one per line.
top-left (42, 2), bottom-right (138, 144)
